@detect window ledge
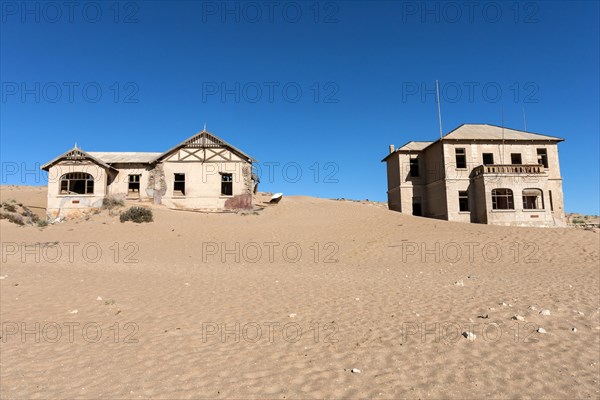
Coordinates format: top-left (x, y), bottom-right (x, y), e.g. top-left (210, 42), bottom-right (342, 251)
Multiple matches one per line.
top-left (491, 209), bottom-right (516, 212)
top-left (57, 194), bottom-right (96, 197)
top-left (522, 209), bottom-right (545, 212)
top-left (458, 211), bottom-right (471, 214)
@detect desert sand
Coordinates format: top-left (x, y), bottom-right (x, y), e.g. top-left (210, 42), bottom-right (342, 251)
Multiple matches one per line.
top-left (1, 185), bottom-right (599, 399)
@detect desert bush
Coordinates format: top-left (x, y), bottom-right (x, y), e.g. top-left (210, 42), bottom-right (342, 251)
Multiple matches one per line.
top-left (0, 212), bottom-right (24, 225)
top-left (572, 218), bottom-right (585, 224)
top-left (37, 219), bottom-right (49, 227)
top-left (103, 197), bottom-right (125, 209)
top-left (1, 201), bottom-right (17, 213)
top-left (120, 206), bottom-right (153, 223)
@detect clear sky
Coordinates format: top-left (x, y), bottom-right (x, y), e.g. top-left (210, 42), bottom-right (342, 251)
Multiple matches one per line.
top-left (1, 1), bottom-right (598, 214)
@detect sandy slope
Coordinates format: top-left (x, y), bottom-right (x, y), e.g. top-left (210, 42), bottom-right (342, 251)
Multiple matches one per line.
top-left (1, 186), bottom-right (599, 399)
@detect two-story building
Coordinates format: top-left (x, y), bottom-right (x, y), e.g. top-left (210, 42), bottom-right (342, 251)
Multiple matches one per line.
top-left (382, 124), bottom-right (566, 227)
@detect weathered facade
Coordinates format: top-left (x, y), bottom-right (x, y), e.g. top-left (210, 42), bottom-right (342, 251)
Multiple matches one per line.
top-left (382, 124), bottom-right (566, 227)
top-left (42, 130), bottom-right (257, 218)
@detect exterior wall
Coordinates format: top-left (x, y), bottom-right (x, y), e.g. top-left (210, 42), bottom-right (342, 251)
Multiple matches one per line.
top-left (385, 153), bottom-right (402, 211)
top-left (106, 163), bottom-right (154, 200)
top-left (475, 174), bottom-right (565, 227)
top-left (158, 148), bottom-right (253, 210)
top-left (46, 161), bottom-right (108, 218)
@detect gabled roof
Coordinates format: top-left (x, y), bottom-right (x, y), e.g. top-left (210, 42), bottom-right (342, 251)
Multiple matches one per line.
top-left (41, 146), bottom-right (116, 171)
top-left (88, 152), bottom-right (162, 164)
top-left (152, 130), bottom-right (256, 163)
top-left (443, 124), bottom-right (565, 141)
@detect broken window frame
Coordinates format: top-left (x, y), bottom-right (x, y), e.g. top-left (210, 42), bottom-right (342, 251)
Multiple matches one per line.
top-left (522, 188), bottom-right (544, 210)
top-left (173, 173), bottom-right (186, 196)
top-left (537, 148), bottom-right (548, 169)
top-left (458, 191), bottom-right (469, 212)
top-left (59, 172), bottom-right (94, 195)
top-left (491, 188), bottom-right (514, 210)
top-left (455, 148), bottom-right (467, 169)
top-left (221, 173), bottom-right (233, 196)
top-left (409, 156), bottom-right (419, 177)
top-left (128, 174), bottom-right (141, 194)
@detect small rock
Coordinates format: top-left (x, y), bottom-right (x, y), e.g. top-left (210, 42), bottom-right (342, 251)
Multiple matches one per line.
top-left (574, 310), bottom-right (584, 316)
top-left (96, 296), bottom-right (102, 301)
top-left (513, 315), bottom-right (525, 321)
top-left (351, 368), bottom-right (361, 373)
top-left (500, 302), bottom-right (508, 306)
top-left (528, 306), bottom-right (537, 311)
top-left (462, 331), bottom-right (476, 341)
top-left (539, 309), bottom-right (550, 316)
top-left (288, 313), bottom-right (297, 318)
top-left (355, 298), bottom-right (360, 301)
top-left (0, 276), bottom-right (6, 280)
top-left (184, 283), bottom-right (190, 286)
top-left (454, 280), bottom-right (464, 286)
top-left (572, 327), bottom-right (577, 332)
top-left (537, 327), bottom-right (546, 334)
top-left (69, 309), bottom-right (78, 314)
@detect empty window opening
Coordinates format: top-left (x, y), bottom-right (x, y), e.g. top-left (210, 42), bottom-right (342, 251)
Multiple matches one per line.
top-left (510, 153), bottom-right (522, 164)
top-left (412, 196), bottom-right (422, 216)
top-left (455, 148), bottom-right (467, 169)
top-left (174, 173), bottom-right (185, 196)
top-left (523, 188), bottom-right (544, 210)
top-left (409, 157), bottom-right (419, 177)
top-left (537, 148), bottom-right (548, 168)
top-left (128, 174), bottom-right (141, 193)
top-left (492, 188), bottom-right (514, 210)
top-left (221, 173), bottom-right (233, 196)
top-left (482, 153), bottom-right (494, 165)
top-left (60, 172), bottom-right (94, 195)
top-left (549, 190), bottom-right (554, 211)
top-left (459, 191), bottom-right (469, 212)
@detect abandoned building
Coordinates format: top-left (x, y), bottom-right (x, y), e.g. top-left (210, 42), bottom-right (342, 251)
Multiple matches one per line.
top-left (41, 129), bottom-right (257, 218)
top-left (382, 124), bottom-right (566, 227)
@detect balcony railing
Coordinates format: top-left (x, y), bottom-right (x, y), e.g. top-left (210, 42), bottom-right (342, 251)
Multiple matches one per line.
top-left (472, 164), bottom-right (545, 177)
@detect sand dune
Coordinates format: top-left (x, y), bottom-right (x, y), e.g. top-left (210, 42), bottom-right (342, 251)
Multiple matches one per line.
top-left (1, 186), bottom-right (599, 399)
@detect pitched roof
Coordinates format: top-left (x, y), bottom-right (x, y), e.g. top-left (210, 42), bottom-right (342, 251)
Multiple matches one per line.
top-left (397, 141), bottom-right (434, 151)
top-left (41, 146), bottom-right (116, 171)
top-left (382, 124), bottom-right (564, 162)
top-left (152, 130), bottom-right (256, 163)
top-left (88, 152), bottom-right (162, 164)
top-left (443, 124), bottom-right (564, 141)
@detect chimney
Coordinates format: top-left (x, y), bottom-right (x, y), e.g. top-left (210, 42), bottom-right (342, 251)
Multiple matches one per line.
top-left (389, 144), bottom-right (395, 154)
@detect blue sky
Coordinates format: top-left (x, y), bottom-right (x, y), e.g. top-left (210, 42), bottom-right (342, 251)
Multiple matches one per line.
top-left (1, 1), bottom-right (598, 214)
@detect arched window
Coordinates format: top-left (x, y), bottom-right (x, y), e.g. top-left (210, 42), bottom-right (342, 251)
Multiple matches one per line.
top-left (492, 188), bottom-right (514, 210)
top-left (523, 188), bottom-right (544, 210)
top-left (60, 172), bottom-right (94, 195)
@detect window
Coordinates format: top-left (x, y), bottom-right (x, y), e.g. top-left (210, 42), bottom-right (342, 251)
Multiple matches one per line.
top-left (455, 148), bottom-right (466, 169)
top-left (128, 174), bottom-right (141, 193)
top-left (409, 157), bottom-right (419, 177)
top-left (412, 197), bottom-right (422, 216)
top-left (482, 153), bottom-right (494, 165)
top-left (459, 191), bottom-right (469, 212)
top-left (221, 173), bottom-right (233, 196)
top-left (174, 173), bottom-right (185, 196)
top-left (522, 189), bottom-right (544, 210)
top-left (537, 148), bottom-right (548, 168)
top-left (492, 188), bottom-right (514, 210)
top-left (510, 153), bottom-right (522, 164)
top-left (549, 190), bottom-right (554, 211)
top-left (60, 172), bottom-right (94, 195)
